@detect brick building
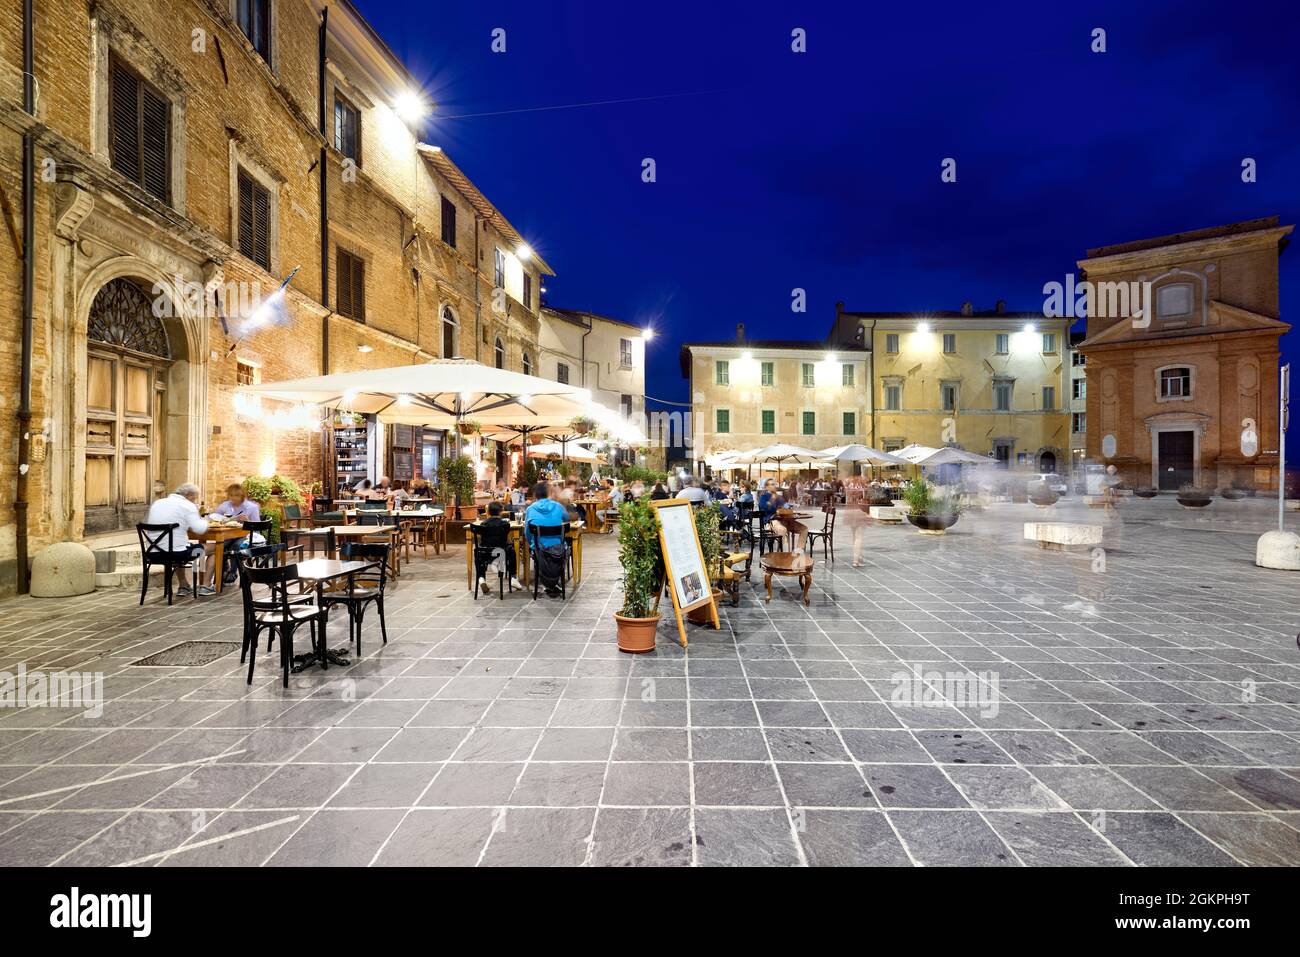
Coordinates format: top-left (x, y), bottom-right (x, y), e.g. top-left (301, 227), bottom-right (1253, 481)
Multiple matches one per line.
top-left (0, 0), bottom-right (551, 593)
top-left (1077, 218), bottom-right (1292, 491)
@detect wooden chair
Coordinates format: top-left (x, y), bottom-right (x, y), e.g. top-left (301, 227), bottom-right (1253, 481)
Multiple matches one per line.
top-left (320, 543), bottom-right (390, 657)
top-left (136, 523), bottom-right (199, 605)
top-left (806, 506), bottom-right (837, 561)
top-left (239, 563), bottom-right (328, 688)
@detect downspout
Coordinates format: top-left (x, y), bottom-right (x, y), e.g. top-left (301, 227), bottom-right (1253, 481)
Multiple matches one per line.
top-left (318, 3), bottom-right (331, 496)
top-left (16, 0), bottom-right (36, 593)
top-left (473, 216), bottom-right (483, 361)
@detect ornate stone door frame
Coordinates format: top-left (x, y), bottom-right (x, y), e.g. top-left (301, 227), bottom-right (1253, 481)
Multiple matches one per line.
top-left (1145, 411), bottom-right (1210, 489)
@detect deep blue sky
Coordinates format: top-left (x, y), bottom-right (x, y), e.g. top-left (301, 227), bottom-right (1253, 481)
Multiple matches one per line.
top-left (354, 0), bottom-right (1300, 406)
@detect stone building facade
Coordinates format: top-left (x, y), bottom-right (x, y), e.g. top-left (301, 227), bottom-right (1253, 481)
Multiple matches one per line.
top-left (0, 0), bottom-right (550, 593)
top-left (1077, 218), bottom-right (1292, 491)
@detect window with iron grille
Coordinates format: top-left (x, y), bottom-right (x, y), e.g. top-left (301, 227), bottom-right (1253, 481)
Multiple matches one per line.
top-left (109, 56), bottom-right (170, 204)
top-left (237, 167), bottom-right (271, 270)
top-left (335, 248), bottom-right (365, 321)
top-left (334, 93), bottom-right (360, 163)
top-left (236, 361), bottom-right (256, 386)
top-left (440, 196), bottom-right (457, 247)
top-left (235, 0), bottom-right (271, 63)
top-left (761, 409), bottom-right (775, 434)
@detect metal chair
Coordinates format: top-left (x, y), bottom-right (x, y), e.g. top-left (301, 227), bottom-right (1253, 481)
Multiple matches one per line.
top-left (320, 542), bottom-right (390, 657)
top-left (136, 523), bottom-right (199, 605)
top-left (238, 563), bottom-right (328, 687)
top-left (470, 525), bottom-right (514, 600)
top-left (526, 522), bottom-right (570, 600)
top-left (806, 506), bottom-right (837, 561)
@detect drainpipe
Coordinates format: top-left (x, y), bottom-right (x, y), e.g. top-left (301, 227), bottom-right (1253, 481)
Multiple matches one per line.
top-left (473, 216), bottom-right (484, 361)
top-left (16, 0), bottom-right (36, 593)
top-left (318, 3), bottom-right (329, 375)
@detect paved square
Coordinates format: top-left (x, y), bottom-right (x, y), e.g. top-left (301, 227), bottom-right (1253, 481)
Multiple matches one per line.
top-left (0, 498), bottom-right (1297, 866)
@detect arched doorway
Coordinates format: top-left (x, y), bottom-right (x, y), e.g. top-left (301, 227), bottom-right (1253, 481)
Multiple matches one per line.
top-left (83, 278), bottom-right (174, 533)
top-left (1038, 450), bottom-right (1057, 474)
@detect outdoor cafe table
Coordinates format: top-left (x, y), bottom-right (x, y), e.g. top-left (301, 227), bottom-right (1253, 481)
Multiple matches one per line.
top-left (575, 499), bottom-right (607, 533)
top-left (317, 524), bottom-right (400, 573)
top-left (341, 508), bottom-right (443, 521)
top-left (464, 520), bottom-right (584, 590)
top-left (187, 524), bottom-right (251, 595)
top-left (290, 558), bottom-right (378, 671)
top-left (760, 551), bottom-right (814, 605)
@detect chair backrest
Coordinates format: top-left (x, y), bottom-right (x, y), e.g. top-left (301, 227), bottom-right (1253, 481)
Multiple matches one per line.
top-left (338, 541), bottom-right (389, 590)
top-left (242, 542), bottom-right (286, 568)
top-left (242, 520), bottom-right (273, 541)
top-left (242, 562), bottom-right (301, 615)
top-left (360, 499), bottom-right (388, 510)
top-left (356, 511), bottom-right (387, 526)
top-left (282, 504), bottom-right (301, 520)
top-left (526, 522), bottom-right (568, 553)
top-left (137, 522), bottom-right (180, 557)
top-left (822, 505), bottom-right (836, 531)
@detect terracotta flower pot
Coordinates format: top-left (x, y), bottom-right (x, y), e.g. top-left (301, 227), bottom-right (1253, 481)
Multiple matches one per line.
top-left (457, 505), bottom-right (480, 520)
top-left (615, 612), bottom-right (660, 653)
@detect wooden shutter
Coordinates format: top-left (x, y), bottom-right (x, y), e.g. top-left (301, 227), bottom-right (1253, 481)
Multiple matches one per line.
top-left (140, 85), bottom-right (170, 201)
top-left (335, 249), bottom-right (352, 317)
top-left (351, 254), bottom-right (365, 320)
top-left (237, 169), bottom-right (271, 270)
top-left (237, 169), bottom-right (254, 261)
top-left (109, 61), bottom-right (140, 185)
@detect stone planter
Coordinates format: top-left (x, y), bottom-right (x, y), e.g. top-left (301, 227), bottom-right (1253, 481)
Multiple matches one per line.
top-left (1177, 494), bottom-right (1212, 509)
top-left (1218, 488), bottom-right (1247, 501)
top-left (907, 512), bottom-right (959, 535)
top-left (1134, 488), bottom-right (1158, 499)
top-left (1028, 491), bottom-right (1059, 508)
top-left (615, 613), bottom-right (660, 653)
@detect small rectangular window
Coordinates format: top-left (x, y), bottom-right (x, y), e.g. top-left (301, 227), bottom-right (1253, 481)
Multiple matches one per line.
top-left (236, 361), bottom-right (256, 386)
top-left (333, 93), bottom-right (360, 163)
top-left (801, 362), bottom-right (815, 387)
top-left (621, 394), bottom-right (632, 418)
top-left (1073, 351), bottom-right (1086, 366)
top-left (335, 248), bottom-right (365, 321)
top-left (761, 361), bottom-right (774, 386)
top-left (237, 167), bottom-right (271, 270)
top-left (235, 0), bottom-right (272, 63)
top-left (994, 381), bottom-right (1013, 411)
top-left (109, 57), bottom-right (171, 204)
top-left (1073, 379), bottom-right (1086, 400)
top-left (842, 412), bottom-right (855, 435)
top-left (716, 409), bottom-right (730, 434)
top-left (841, 363), bottom-right (854, 387)
top-left (440, 196), bottom-right (457, 248)
top-left (941, 383), bottom-right (958, 411)
top-left (620, 338), bottom-right (633, 368)
top-left (556, 362), bottom-right (569, 385)
top-left (884, 384), bottom-right (901, 411)
top-left (1160, 367), bottom-right (1191, 398)
top-left (715, 360), bottom-right (729, 385)
top-left (1042, 332), bottom-right (1057, 354)
top-left (942, 333), bottom-right (956, 354)
top-left (1042, 386), bottom-right (1055, 410)
top-left (1072, 412), bottom-right (1086, 433)
top-left (494, 248), bottom-right (505, 289)
top-left (995, 333), bottom-right (1009, 355)
top-left (761, 410), bottom-right (775, 434)
top-left (885, 333), bottom-right (899, 354)
top-left (802, 411), bottom-right (815, 435)
top-left (523, 273), bottom-right (533, 311)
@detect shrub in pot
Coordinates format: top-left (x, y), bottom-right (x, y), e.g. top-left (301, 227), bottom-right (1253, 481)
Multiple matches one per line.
top-left (570, 415), bottom-right (596, 436)
top-left (615, 496), bottom-right (663, 652)
top-left (902, 479), bottom-right (966, 534)
top-left (1176, 483), bottom-right (1212, 508)
top-left (438, 455), bottom-right (479, 519)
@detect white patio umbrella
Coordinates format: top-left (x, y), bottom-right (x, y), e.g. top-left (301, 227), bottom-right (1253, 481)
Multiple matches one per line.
top-left (526, 442), bottom-right (601, 463)
top-left (735, 443), bottom-right (823, 481)
top-left (817, 444), bottom-right (909, 466)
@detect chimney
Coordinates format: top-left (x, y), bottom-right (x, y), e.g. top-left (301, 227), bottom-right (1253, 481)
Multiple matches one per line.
top-left (736, 322), bottom-right (745, 342)
top-left (960, 301), bottom-right (973, 317)
top-left (995, 299), bottom-right (1006, 314)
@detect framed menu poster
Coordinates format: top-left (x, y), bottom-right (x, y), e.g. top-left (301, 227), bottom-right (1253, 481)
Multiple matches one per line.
top-left (650, 498), bottom-right (720, 647)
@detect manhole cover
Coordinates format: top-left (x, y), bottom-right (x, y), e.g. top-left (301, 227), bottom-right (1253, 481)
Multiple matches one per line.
top-left (132, 641), bottom-right (241, 667)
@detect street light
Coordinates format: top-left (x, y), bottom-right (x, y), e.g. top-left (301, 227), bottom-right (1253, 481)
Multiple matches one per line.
top-left (642, 327), bottom-right (656, 342)
top-left (393, 90), bottom-right (430, 122)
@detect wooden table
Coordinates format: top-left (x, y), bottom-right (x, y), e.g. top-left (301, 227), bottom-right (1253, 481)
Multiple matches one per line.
top-left (576, 499), bottom-right (607, 533)
top-left (464, 521), bottom-right (584, 591)
top-left (318, 524), bottom-right (400, 573)
top-left (760, 552), bottom-right (813, 605)
top-left (188, 524), bottom-right (250, 595)
top-left (774, 510), bottom-right (813, 551)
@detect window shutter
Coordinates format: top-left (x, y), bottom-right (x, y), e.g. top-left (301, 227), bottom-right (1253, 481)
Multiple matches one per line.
top-left (252, 180), bottom-right (271, 270)
top-left (140, 86), bottom-right (170, 201)
top-left (237, 170), bottom-right (254, 261)
top-left (335, 249), bottom-right (352, 317)
top-left (352, 254), bottom-right (365, 320)
top-left (109, 62), bottom-right (140, 185)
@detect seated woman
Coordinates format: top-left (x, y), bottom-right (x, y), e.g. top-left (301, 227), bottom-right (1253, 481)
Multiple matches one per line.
top-left (213, 482), bottom-right (266, 546)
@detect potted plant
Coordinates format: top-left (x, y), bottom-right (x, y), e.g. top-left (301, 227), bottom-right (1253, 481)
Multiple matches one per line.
top-left (455, 420), bottom-right (481, 437)
top-left (570, 415), bottom-right (596, 436)
top-left (1176, 483), bottom-right (1213, 508)
top-left (1218, 487), bottom-right (1246, 501)
top-left (615, 496), bottom-right (663, 652)
top-left (1027, 480), bottom-right (1059, 508)
top-left (687, 501), bottom-right (723, 624)
top-left (1134, 487), bottom-right (1158, 499)
top-left (438, 455), bottom-right (479, 519)
top-left (903, 479), bottom-right (966, 534)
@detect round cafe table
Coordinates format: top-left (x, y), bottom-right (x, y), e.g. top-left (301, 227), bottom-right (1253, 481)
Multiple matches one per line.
top-left (760, 552), bottom-right (813, 605)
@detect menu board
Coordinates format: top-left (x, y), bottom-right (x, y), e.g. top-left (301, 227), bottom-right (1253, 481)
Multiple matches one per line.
top-left (653, 500), bottom-right (712, 611)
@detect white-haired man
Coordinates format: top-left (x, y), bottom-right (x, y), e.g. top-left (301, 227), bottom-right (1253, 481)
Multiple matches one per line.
top-left (145, 482), bottom-right (216, 596)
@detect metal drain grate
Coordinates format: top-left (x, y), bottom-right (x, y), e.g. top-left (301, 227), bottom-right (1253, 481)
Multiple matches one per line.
top-left (132, 641), bottom-right (241, 667)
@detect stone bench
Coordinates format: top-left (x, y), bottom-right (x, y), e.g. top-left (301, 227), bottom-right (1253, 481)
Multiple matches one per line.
top-left (1023, 522), bottom-right (1103, 551)
top-left (868, 506), bottom-right (904, 523)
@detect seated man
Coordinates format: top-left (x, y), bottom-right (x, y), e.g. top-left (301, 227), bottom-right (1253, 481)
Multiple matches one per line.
top-left (598, 483), bottom-right (625, 525)
top-left (145, 482), bottom-right (216, 596)
top-left (214, 483), bottom-right (265, 546)
top-left (681, 477), bottom-right (709, 504)
top-left (475, 502), bottom-right (521, 593)
top-left (756, 480), bottom-right (783, 519)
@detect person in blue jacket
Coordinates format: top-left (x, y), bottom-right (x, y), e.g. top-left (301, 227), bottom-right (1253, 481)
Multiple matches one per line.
top-left (524, 482), bottom-right (568, 548)
top-left (756, 479), bottom-right (783, 519)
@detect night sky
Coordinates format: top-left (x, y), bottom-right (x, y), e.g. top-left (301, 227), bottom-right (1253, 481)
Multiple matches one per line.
top-left (353, 0), bottom-right (1300, 407)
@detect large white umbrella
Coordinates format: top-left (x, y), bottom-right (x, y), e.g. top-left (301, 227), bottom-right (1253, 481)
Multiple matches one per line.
top-left (527, 442), bottom-right (601, 463)
top-left (734, 443), bottom-right (823, 481)
top-left (817, 444), bottom-right (909, 466)
top-left (893, 444), bottom-right (988, 467)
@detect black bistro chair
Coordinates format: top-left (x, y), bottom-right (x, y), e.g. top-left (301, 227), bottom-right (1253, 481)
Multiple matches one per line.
top-left (238, 563), bottom-right (329, 687)
top-left (805, 506), bottom-right (837, 561)
top-left (136, 522), bottom-right (199, 605)
top-left (526, 522), bottom-right (570, 600)
top-left (320, 542), bottom-right (390, 656)
top-left (470, 524), bottom-right (514, 601)
top-left (221, 519), bottom-right (268, 584)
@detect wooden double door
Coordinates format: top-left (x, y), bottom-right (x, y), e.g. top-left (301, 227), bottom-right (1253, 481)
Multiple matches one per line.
top-left (84, 347), bottom-right (169, 534)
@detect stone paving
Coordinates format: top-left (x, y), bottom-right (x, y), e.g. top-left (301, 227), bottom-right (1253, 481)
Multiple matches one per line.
top-left (0, 496), bottom-right (1297, 866)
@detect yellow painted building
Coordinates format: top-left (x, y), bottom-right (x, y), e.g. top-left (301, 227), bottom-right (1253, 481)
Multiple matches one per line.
top-left (832, 304), bottom-right (1073, 472)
